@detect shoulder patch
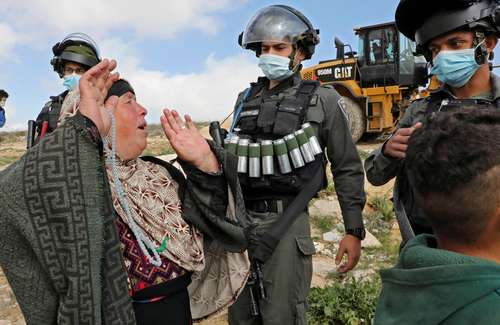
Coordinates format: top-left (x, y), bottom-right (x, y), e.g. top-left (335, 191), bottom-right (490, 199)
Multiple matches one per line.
top-left (309, 94), bottom-right (318, 106)
top-left (337, 97), bottom-right (349, 122)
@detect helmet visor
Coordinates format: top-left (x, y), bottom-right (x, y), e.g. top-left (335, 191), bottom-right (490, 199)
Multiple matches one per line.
top-left (60, 32), bottom-right (101, 59)
top-left (242, 6), bottom-right (312, 47)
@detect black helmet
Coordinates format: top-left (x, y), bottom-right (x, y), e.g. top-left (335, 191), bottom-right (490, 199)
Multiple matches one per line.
top-left (238, 5), bottom-right (320, 60)
top-left (396, 0), bottom-right (500, 58)
top-left (51, 32), bottom-right (101, 78)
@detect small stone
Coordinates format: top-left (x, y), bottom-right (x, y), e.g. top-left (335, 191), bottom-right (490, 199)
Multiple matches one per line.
top-left (352, 268), bottom-right (375, 281)
top-left (335, 223), bottom-right (344, 232)
top-left (313, 241), bottom-right (324, 253)
top-left (309, 199), bottom-right (341, 217)
top-left (322, 230), bottom-right (342, 243)
top-left (362, 230), bottom-right (382, 248)
top-left (323, 247), bottom-right (337, 258)
top-left (312, 259), bottom-right (336, 278)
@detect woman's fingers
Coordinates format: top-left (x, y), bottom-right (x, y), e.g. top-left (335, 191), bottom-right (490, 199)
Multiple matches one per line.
top-left (184, 114), bottom-right (196, 131)
top-left (161, 110), bottom-right (177, 140)
top-left (171, 110), bottom-right (187, 130)
top-left (95, 59), bottom-right (115, 92)
top-left (164, 109), bottom-right (183, 133)
top-left (93, 59), bottom-right (110, 79)
top-left (101, 72), bottom-right (120, 99)
top-left (80, 59), bottom-right (108, 91)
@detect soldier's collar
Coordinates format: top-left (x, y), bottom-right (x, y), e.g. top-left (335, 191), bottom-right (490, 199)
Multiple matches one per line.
top-left (259, 72), bottom-right (302, 98)
top-left (431, 74), bottom-right (499, 101)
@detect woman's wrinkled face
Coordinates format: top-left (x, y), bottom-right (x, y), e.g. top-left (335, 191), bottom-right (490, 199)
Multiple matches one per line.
top-left (112, 91), bottom-right (148, 160)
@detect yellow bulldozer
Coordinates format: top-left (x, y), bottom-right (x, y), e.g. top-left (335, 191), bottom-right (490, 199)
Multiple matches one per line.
top-left (302, 21), bottom-right (438, 142)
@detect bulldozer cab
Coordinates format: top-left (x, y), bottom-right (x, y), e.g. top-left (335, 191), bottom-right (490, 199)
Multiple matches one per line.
top-left (355, 22), bottom-right (427, 88)
top-left (301, 21), bottom-right (432, 142)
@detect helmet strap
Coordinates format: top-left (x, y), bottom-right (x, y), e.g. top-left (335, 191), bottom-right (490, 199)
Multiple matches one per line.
top-left (288, 45), bottom-right (304, 74)
top-left (288, 46), bottom-right (297, 71)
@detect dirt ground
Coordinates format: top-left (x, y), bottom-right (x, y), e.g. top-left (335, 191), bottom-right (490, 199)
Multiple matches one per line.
top-left (0, 131), bottom-right (394, 324)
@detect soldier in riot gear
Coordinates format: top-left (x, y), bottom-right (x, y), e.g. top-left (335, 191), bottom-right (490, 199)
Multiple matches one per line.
top-left (365, 0), bottom-right (500, 241)
top-left (227, 5), bottom-right (366, 325)
top-left (28, 33), bottom-right (100, 147)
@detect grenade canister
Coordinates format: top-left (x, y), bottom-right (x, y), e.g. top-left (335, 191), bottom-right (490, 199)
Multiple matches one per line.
top-left (302, 123), bottom-right (322, 155)
top-left (248, 143), bottom-right (261, 178)
top-left (284, 133), bottom-right (305, 169)
top-left (261, 140), bottom-right (274, 175)
top-left (294, 129), bottom-right (315, 163)
top-left (227, 135), bottom-right (239, 155)
top-left (273, 139), bottom-right (292, 174)
top-left (237, 139), bottom-right (249, 173)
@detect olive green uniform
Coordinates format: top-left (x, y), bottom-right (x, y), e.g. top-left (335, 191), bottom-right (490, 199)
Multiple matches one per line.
top-left (228, 74), bottom-right (365, 325)
top-left (365, 73), bottom-right (500, 232)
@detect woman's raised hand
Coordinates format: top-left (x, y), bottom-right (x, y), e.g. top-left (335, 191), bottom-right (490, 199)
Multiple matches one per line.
top-left (79, 59), bottom-right (119, 135)
top-left (161, 109), bottom-right (220, 173)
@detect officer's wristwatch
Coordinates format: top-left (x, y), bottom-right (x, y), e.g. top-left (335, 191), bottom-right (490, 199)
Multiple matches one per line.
top-left (346, 228), bottom-right (366, 240)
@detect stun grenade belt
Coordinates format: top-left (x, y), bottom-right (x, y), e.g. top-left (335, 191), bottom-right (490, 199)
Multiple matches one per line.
top-left (224, 122), bottom-right (322, 177)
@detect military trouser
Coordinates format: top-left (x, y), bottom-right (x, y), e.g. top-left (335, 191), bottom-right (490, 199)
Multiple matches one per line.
top-left (228, 210), bottom-right (316, 325)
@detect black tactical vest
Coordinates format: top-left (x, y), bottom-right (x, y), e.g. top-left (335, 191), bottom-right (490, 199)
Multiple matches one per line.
top-left (234, 79), bottom-right (326, 200)
top-left (35, 90), bottom-right (68, 140)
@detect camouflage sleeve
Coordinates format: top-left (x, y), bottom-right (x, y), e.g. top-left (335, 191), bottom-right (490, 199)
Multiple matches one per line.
top-left (364, 99), bottom-right (426, 186)
top-left (317, 87), bottom-right (366, 230)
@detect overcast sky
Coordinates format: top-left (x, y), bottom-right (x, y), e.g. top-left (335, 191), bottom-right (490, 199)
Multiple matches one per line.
top-left (1, 0), bottom-right (498, 131)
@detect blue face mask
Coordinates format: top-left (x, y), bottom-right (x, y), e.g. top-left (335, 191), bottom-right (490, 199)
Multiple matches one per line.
top-left (258, 54), bottom-right (294, 81)
top-left (62, 73), bottom-right (81, 91)
top-left (430, 43), bottom-right (484, 88)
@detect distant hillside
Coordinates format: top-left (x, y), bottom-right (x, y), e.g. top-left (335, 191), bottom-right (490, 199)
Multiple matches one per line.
top-left (0, 123), bottom-right (210, 169)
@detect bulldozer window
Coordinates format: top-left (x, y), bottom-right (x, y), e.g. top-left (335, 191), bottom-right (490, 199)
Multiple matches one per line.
top-left (399, 34), bottom-right (416, 75)
top-left (368, 28), bottom-right (396, 65)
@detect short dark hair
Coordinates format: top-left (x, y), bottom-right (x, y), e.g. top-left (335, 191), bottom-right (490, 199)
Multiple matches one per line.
top-left (406, 108), bottom-right (500, 243)
top-left (0, 89), bottom-right (8, 99)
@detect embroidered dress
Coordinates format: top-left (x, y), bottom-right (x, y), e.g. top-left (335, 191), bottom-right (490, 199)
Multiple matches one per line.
top-left (115, 217), bottom-right (186, 294)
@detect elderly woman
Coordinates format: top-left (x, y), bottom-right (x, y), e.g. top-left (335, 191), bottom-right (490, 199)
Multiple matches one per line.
top-left (0, 59), bottom-right (249, 325)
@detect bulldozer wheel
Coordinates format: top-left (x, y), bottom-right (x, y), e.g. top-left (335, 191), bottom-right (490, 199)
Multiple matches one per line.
top-left (342, 96), bottom-right (366, 143)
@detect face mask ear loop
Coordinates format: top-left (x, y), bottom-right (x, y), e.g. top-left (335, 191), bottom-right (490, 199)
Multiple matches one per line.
top-left (473, 35), bottom-right (487, 65)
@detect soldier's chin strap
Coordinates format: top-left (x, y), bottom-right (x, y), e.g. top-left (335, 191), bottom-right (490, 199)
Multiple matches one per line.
top-left (288, 45), bottom-right (303, 74)
top-left (251, 158), bottom-right (325, 264)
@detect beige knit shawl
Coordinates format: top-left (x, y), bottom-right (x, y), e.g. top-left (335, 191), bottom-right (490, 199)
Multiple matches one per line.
top-left (104, 154), bottom-right (205, 272)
